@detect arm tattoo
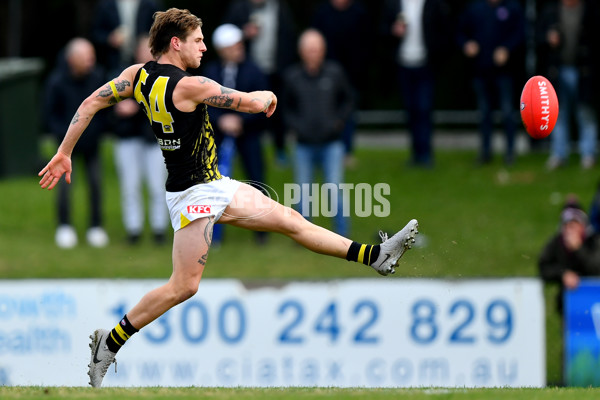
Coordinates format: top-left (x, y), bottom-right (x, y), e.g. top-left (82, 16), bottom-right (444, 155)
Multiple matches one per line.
top-left (97, 86), bottom-right (112, 98)
top-left (197, 76), bottom-right (217, 85)
top-left (70, 111), bottom-right (80, 125)
top-left (97, 79), bottom-right (131, 104)
top-left (204, 95), bottom-right (234, 109)
top-left (198, 217), bottom-right (215, 266)
top-left (204, 217), bottom-right (214, 246)
top-left (197, 77), bottom-right (240, 109)
top-left (114, 79), bottom-right (131, 92)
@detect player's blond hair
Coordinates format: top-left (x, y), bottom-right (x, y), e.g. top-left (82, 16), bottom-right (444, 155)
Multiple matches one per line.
top-left (149, 8), bottom-right (203, 57)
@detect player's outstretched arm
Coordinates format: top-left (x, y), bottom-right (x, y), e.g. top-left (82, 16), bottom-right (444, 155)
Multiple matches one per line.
top-left (178, 76), bottom-right (277, 117)
top-left (38, 64), bottom-right (141, 190)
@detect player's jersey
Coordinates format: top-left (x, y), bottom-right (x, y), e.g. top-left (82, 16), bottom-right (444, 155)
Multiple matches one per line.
top-left (133, 61), bottom-right (221, 192)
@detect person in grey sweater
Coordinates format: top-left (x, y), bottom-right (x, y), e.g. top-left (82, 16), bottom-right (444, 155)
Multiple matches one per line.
top-left (281, 28), bottom-right (354, 236)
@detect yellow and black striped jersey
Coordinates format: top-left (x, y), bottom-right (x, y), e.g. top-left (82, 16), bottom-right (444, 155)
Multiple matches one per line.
top-left (133, 61), bottom-right (221, 192)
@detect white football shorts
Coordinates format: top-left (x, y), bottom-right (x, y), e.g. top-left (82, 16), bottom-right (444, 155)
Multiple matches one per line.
top-left (166, 176), bottom-right (241, 232)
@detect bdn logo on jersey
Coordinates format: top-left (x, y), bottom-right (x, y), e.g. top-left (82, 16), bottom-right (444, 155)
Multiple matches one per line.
top-left (157, 138), bottom-right (181, 151)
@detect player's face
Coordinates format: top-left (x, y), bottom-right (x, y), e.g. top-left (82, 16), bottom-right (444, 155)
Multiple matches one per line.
top-left (181, 27), bottom-right (207, 69)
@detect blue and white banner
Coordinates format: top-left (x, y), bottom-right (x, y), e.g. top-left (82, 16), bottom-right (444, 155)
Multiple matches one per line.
top-left (564, 279), bottom-right (600, 387)
top-left (0, 278), bottom-right (545, 387)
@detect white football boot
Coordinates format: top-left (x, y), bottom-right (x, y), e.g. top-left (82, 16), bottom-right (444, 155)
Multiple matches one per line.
top-left (370, 219), bottom-right (419, 276)
top-left (88, 329), bottom-right (117, 388)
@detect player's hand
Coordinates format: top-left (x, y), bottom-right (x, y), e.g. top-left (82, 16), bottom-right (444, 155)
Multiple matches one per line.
top-left (38, 151), bottom-right (72, 190)
top-left (264, 92), bottom-right (277, 118)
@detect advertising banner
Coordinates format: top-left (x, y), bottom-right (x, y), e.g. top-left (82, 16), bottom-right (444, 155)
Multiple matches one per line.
top-left (564, 279), bottom-right (600, 386)
top-left (0, 278), bottom-right (544, 387)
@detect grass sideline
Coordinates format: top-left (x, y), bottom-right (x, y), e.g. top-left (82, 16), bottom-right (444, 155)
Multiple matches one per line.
top-left (1, 387), bottom-right (600, 399)
top-left (1, 136), bottom-right (598, 386)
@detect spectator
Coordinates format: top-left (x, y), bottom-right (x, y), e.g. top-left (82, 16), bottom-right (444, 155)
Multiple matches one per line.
top-left (43, 38), bottom-right (109, 248)
top-left (380, 0), bottom-right (452, 168)
top-left (112, 35), bottom-right (168, 245)
top-left (202, 23), bottom-right (270, 245)
top-left (539, 197), bottom-right (600, 314)
top-left (282, 29), bottom-right (354, 236)
top-left (91, 0), bottom-right (160, 77)
top-left (536, 0), bottom-right (599, 170)
top-left (457, 0), bottom-right (526, 166)
top-left (223, 0), bottom-right (297, 167)
top-left (312, 0), bottom-right (371, 167)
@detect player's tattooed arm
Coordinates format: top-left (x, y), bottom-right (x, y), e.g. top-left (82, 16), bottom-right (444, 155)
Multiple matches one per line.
top-left (197, 77), bottom-right (241, 110)
top-left (97, 79), bottom-right (131, 104)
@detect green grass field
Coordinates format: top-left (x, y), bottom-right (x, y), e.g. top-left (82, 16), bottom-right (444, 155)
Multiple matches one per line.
top-left (1, 135), bottom-right (598, 396)
top-left (1, 387), bottom-right (599, 399)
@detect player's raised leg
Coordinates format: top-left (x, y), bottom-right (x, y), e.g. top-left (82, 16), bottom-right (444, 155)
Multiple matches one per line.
top-left (88, 216), bottom-right (214, 387)
top-left (219, 182), bottom-right (418, 275)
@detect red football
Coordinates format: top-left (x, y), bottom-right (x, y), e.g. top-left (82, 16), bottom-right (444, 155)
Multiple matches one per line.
top-left (519, 75), bottom-right (559, 139)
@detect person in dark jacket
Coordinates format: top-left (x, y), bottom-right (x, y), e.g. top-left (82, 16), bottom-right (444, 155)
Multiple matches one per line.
top-left (222, 0), bottom-right (298, 166)
top-left (536, 0), bottom-right (600, 170)
top-left (457, 0), bottom-right (526, 165)
top-left (43, 37), bottom-right (109, 248)
top-left (380, 0), bottom-right (452, 168)
top-left (91, 0), bottom-right (161, 77)
top-left (539, 198), bottom-right (600, 314)
top-left (282, 29), bottom-right (354, 236)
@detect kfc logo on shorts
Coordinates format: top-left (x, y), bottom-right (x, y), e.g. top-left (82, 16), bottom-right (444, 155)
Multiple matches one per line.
top-left (187, 205), bottom-right (211, 214)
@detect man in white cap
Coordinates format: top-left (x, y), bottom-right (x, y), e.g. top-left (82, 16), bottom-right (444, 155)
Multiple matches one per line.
top-left (202, 23), bottom-right (270, 245)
